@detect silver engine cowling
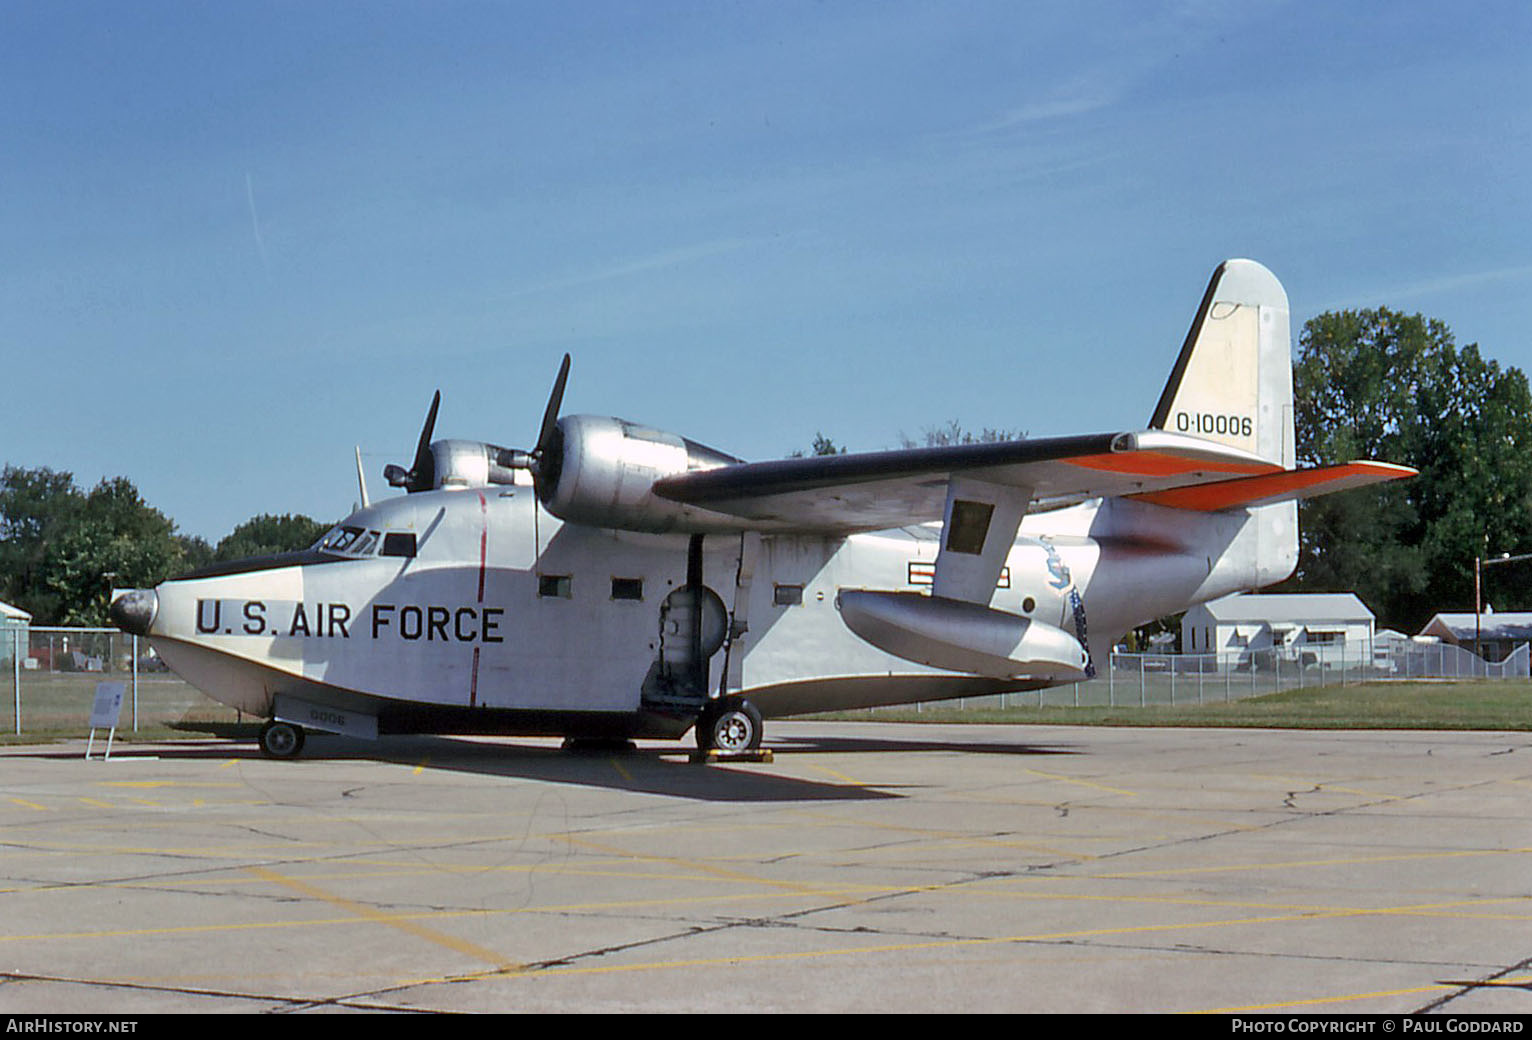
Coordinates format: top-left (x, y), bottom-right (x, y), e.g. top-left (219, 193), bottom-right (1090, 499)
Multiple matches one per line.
top-left (428, 439), bottom-right (526, 490)
top-left (537, 415), bottom-right (746, 533)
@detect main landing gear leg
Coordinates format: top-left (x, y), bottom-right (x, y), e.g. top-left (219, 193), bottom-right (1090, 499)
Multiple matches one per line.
top-left (695, 697), bottom-right (764, 753)
top-left (259, 719), bottom-right (306, 760)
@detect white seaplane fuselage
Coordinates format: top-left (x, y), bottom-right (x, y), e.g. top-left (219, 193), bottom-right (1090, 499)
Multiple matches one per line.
top-left (144, 479), bottom-right (1293, 739)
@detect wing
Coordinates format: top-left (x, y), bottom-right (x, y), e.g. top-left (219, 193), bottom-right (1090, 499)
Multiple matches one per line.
top-left (657, 432), bottom-right (1412, 607)
top-left (654, 429), bottom-right (1286, 534)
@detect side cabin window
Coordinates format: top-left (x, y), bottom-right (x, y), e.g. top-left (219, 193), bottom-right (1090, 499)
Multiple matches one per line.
top-left (611, 578), bottom-right (643, 601)
top-left (774, 584), bottom-right (804, 606)
top-left (539, 574), bottom-right (573, 599)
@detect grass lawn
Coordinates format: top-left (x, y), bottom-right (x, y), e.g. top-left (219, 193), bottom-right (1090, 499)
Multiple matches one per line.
top-left (817, 680), bottom-right (1532, 730)
top-left (5, 679), bottom-right (1530, 745)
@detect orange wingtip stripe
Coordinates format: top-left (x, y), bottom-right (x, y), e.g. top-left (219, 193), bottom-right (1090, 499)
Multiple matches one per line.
top-left (1069, 451), bottom-right (1276, 478)
top-left (1132, 462), bottom-right (1414, 511)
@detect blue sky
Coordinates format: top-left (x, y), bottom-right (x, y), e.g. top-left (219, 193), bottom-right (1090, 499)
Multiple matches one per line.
top-left (4, 2), bottom-right (1529, 542)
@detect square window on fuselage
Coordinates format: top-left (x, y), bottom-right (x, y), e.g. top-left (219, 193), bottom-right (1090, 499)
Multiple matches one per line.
top-left (539, 574), bottom-right (572, 599)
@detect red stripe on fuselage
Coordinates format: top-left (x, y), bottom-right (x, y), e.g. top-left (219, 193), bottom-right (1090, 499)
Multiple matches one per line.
top-left (472, 492), bottom-right (488, 706)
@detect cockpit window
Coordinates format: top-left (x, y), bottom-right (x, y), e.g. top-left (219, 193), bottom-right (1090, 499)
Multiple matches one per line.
top-left (318, 526), bottom-right (383, 558)
top-left (320, 526), bottom-right (362, 552)
top-left (381, 532), bottom-right (417, 558)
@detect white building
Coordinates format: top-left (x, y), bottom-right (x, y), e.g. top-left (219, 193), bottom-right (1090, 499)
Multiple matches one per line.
top-left (1, 600), bottom-right (31, 665)
top-left (1181, 593), bottom-right (1375, 669)
top-left (1417, 612), bottom-right (1532, 664)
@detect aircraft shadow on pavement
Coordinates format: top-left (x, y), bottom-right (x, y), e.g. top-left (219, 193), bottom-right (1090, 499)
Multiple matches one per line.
top-left (357, 735), bottom-right (905, 802)
top-left (20, 735), bottom-right (900, 802)
top-left (18, 730), bottom-right (1082, 801)
top-left (766, 732), bottom-right (1085, 757)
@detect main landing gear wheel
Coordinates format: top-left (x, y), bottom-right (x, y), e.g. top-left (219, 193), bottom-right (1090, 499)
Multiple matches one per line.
top-left (259, 720), bottom-right (306, 760)
top-left (696, 698), bottom-right (763, 753)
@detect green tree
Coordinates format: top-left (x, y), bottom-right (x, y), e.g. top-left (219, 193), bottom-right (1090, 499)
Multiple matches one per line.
top-left (177, 534), bottom-right (215, 574)
top-left (794, 422), bottom-right (1025, 457)
top-left (788, 432), bottom-right (847, 458)
top-left (214, 513), bottom-right (329, 561)
top-left (899, 420), bottom-right (1025, 448)
top-left (0, 466), bottom-right (85, 622)
top-left (810, 433), bottom-right (845, 457)
top-left (0, 467), bottom-right (205, 624)
top-left (1286, 308), bottom-right (1532, 629)
top-left (28, 474), bottom-right (188, 624)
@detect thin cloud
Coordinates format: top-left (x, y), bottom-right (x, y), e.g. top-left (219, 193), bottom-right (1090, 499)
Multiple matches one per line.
top-left (504, 233), bottom-right (802, 300)
top-left (1326, 265), bottom-right (1532, 312)
top-left (245, 171), bottom-right (269, 270)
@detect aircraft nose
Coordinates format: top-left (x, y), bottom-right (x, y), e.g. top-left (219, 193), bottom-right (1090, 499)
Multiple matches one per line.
top-left (109, 589), bottom-right (158, 637)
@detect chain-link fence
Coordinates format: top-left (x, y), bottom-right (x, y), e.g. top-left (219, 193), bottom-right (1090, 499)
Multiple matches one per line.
top-left (887, 639), bottom-right (1531, 712)
top-left (3, 626), bottom-right (239, 735)
top-left (5, 627), bottom-right (1529, 734)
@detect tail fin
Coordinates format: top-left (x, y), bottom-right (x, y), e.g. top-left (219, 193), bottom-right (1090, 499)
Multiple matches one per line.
top-left (1149, 259), bottom-right (1295, 469)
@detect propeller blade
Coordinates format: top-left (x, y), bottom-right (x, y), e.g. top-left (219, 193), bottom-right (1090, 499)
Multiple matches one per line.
top-left (536, 354), bottom-right (570, 459)
top-left (407, 390), bottom-right (441, 492)
top-left (415, 391), bottom-right (441, 471)
top-left (387, 390), bottom-right (441, 492)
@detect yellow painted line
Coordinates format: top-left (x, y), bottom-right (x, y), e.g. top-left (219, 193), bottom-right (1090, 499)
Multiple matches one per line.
top-left (11, 849), bottom-right (1531, 927)
top-left (407, 906), bottom-right (1439, 986)
top-left (562, 834), bottom-right (823, 893)
top-left (801, 763), bottom-right (865, 786)
top-left (413, 757), bottom-right (430, 775)
top-left (1192, 977), bottom-right (1532, 1015)
top-left (1249, 775), bottom-right (1402, 800)
top-left (609, 757), bottom-right (633, 782)
top-left (964, 885), bottom-right (1532, 921)
top-left (788, 809), bottom-right (1094, 860)
top-left (1195, 981), bottom-right (1459, 1013)
top-left (218, 760), bottom-right (237, 769)
top-left (247, 866), bottom-right (520, 972)
top-left (1249, 972), bottom-right (1532, 1013)
top-left (77, 798), bottom-right (113, 809)
top-left (101, 781), bottom-right (243, 789)
top-left (12, 839), bottom-right (336, 858)
top-left (1023, 768), bottom-right (1137, 797)
top-left (1094, 845), bottom-right (1532, 880)
top-left (8, 798), bottom-right (47, 812)
top-left (7, 875), bottom-right (1529, 973)
top-left (0, 887), bottom-right (875, 944)
top-left (158, 861), bottom-right (856, 892)
top-left (1314, 784), bottom-right (1398, 798)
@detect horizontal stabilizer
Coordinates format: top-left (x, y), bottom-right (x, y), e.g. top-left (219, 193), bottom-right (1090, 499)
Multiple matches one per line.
top-left (1130, 460), bottom-right (1416, 512)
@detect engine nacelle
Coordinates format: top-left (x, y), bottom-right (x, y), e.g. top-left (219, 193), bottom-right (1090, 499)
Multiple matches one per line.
top-left (427, 439), bottom-right (526, 490)
top-left (538, 415), bottom-right (745, 533)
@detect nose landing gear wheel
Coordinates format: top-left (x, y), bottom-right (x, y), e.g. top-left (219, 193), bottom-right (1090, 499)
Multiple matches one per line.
top-left (696, 698), bottom-right (763, 753)
top-left (259, 720), bottom-right (306, 759)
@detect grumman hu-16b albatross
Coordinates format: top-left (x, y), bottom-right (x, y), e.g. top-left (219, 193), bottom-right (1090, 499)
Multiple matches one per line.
top-left (111, 260), bottom-right (1412, 759)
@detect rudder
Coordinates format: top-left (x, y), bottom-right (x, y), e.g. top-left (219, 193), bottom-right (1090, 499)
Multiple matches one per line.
top-left (1148, 259), bottom-right (1294, 468)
